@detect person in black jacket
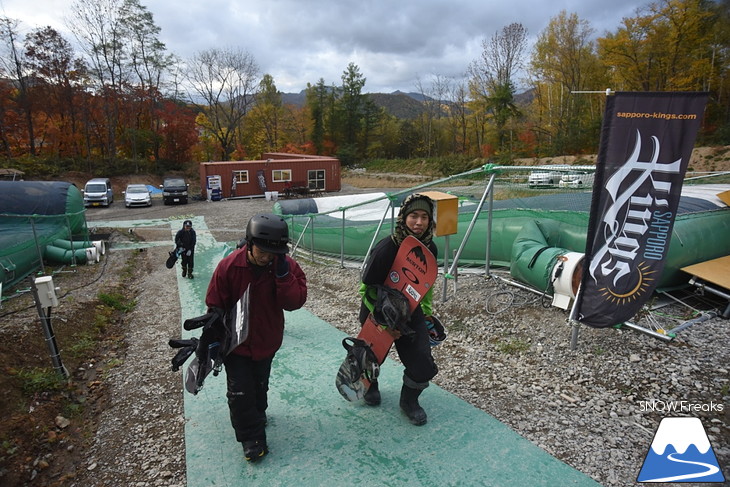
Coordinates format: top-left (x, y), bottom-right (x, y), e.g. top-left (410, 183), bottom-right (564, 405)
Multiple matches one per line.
top-left (174, 219), bottom-right (197, 278)
top-left (358, 193), bottom-right (438, 425)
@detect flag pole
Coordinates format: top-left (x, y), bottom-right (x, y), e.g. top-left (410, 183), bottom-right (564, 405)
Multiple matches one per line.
top-left (565, 88), bottom-right (612, 350)
top-left (568, 283), bottom-right (583, 350)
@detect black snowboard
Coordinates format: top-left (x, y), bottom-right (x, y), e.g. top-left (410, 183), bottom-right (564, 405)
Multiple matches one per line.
top-left (166, 248), bottom-right (181, 269)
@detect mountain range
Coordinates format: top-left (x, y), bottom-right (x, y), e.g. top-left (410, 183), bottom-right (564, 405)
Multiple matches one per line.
top-left (280, 90), bottom-right (430, 119)
top-left (279, 89), bottom-right (535, 120)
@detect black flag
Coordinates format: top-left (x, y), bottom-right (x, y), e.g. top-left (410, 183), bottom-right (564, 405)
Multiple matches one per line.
top-left (571, 92), bottom-right (709, 328)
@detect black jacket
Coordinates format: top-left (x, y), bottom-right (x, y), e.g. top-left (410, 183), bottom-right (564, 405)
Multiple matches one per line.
top-left (175, 228), bottom-right (197, 252)
top-left (358, 236), bottom-right (438, 323)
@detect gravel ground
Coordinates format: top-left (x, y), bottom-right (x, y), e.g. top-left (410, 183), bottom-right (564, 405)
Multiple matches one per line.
top-left (64, 188), bottom-right (728, 487)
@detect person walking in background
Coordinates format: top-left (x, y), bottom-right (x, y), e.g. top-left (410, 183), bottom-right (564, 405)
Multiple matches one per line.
top-left (175, 219), bottom-right (197, 279)
top-left (205, 213), bottom-right (307, 462)
top-left (358, 193), bottom-right (439, 425)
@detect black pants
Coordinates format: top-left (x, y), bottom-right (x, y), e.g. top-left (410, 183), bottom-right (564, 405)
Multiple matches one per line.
top-left (181, 251), bottom-right (194, 270)
top-left (359, 303), bottom-right (438, 384)
top-left (223, 354), bottom-right (273, 443)
top-left (394, 306), bottom-right (438, 384)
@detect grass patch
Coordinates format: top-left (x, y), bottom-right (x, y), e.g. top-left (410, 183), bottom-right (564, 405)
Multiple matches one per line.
top-left (342, 174), bottom-right (417, 189)
top-left (495, 337), bottom-right (530, 354)
top-left (65, 333), bottom-right (96, 358)
top-left (14, 367), bottom-right (67, 395)
top-left (98, 292), bottom-right (136, 312)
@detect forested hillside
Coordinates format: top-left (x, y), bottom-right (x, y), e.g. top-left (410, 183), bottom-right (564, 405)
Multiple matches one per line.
top-left (1, 0), bottom-right (728, 177)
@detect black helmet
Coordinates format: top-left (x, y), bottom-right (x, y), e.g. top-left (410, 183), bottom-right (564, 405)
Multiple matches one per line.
top-left (245, 213), bottom-right (289, 254)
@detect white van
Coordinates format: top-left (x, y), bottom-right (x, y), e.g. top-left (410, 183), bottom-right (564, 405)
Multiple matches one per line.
top-left (527, 169), bottom-right (562, 188)
top-left (83, 178), bottom-right (114, 207)
top-left (559, 172), bottom-right (595, 188)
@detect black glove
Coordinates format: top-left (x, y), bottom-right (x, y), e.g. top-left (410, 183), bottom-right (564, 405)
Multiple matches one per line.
top-left (275, 255), bottom-right (290, 278)
top-left (183, 307), bottom-right (224, 331)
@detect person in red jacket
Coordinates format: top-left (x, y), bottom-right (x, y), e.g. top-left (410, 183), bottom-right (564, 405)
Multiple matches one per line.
top-left (205, 213), bottom-right (307, 462)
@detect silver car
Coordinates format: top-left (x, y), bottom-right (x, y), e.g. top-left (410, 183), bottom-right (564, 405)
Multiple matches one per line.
top-left (123, 184), bottom-right (152, 208)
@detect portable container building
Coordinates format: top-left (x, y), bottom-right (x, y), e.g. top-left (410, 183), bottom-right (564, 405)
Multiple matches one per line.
top-left (199, 153), bottom-right (340, 199)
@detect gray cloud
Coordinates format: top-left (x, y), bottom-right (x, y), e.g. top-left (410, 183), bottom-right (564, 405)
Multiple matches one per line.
top-left (2, 0), bottom-right (644, 93)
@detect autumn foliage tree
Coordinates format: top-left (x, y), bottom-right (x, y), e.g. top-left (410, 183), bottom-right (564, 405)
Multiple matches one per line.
top-left (1, 0), bottom-right (729, 177)
top-left (529, 11), bottom-right (608, 155)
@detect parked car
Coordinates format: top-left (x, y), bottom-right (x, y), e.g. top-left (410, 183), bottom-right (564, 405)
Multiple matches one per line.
top-left (527, 169), bottom-right (562, 188)
top-left (160, 177), bottom-right (189, 205)
top-left (559, 171), bottom-right (595, 188)
top-left (123, 184), bottom-right (152, 207)
top-left (83, 178), bottom-right (113, 207)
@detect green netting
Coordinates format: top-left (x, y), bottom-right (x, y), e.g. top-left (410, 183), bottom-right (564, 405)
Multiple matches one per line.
top-left (0, 181), bottom-right (90, 290)
top-left (278, 168), bottom-right (730, 292)
top-left (286, 208), bottom-right (589, 267)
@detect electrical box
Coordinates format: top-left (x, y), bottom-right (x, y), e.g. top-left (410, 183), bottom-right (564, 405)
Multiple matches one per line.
top-left (419, 191), bottom-right (459, 236)
top-left (35, 276), bottom-right (59, 308)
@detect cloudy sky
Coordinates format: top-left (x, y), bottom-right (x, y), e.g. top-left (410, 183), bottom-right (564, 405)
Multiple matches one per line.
top-left (1, 0), bottom-right (643, 94)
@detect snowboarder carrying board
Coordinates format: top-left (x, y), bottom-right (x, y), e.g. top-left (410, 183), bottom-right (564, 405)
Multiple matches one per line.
top-left (206, 213), bottom-right (306, 462)
top-left (174, 219), bottom-right (196, 278)
top-left (169, 213), bottom-right (307, 463)
top-left (343, 194), bottom-right (440, 426)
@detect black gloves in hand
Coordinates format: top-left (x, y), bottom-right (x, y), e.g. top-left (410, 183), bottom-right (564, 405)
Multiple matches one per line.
top-left (275, 255), bottom-right (290, 278)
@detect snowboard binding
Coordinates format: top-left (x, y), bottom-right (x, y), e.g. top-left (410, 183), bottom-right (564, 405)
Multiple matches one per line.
top-left (168, 287), bottom-right (251, 395)
top-left (335, 337), bottom-right (380, 402)
top-left (168, 308), bottom-right (226, 395)
top-left (372, 285), bottom-right (413, 336)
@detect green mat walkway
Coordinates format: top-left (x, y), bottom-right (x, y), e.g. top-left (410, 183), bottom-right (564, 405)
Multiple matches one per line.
top-left (105, 216), bottom-right (604, 486)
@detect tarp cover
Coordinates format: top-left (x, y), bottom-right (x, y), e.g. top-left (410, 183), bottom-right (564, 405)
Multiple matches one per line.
top-left (0, 181), bottom-right (83, 215)
top-left (1, 181), bottom-right (89, 290)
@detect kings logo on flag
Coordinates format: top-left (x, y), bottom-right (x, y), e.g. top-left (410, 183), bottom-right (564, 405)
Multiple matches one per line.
top-left (571, 92), bottom-right (709, 328)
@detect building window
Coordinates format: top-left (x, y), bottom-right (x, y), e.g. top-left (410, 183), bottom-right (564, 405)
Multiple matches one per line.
top-left (233, 170), bottom-right (249, 183)
top-left (308, 169), bottom-right (325, 190)
top-left (272, 169), bottom-right (292, 182)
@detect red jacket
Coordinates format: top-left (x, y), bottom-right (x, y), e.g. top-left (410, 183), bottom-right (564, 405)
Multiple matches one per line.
top-left (205, 245), bottom-right (307, 360)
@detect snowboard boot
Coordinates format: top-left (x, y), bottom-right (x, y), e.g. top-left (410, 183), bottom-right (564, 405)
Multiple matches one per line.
top-left (188, 267), bottom-right (194, 279)
top-left (243, 439), bottom-right (268, 462)
top-left (181, 266), bottom-right (187, 278)
top-left (363, 380), bottom-right (381, 406)
top-left (400, 378), bottom-right (428, 426)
